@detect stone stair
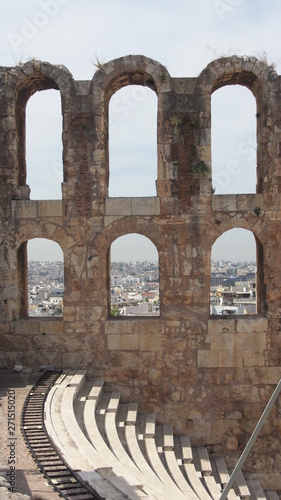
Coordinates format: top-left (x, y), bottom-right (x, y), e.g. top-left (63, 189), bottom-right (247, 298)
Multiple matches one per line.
top-left (44, 371), bottom-right (280, 500)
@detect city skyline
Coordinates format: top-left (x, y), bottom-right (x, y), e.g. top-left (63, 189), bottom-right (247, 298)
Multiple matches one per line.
top-left (27, 257), bottom-right (256, 318)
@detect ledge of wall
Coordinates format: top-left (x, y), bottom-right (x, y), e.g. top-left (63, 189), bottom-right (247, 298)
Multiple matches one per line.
top-left (212, 194), bottom-right (264, 212)
top-left (11, 200), bottom-right (63, 218)
top-left (106, 318), bottom-right (164, 351)
top-left (14, 318), bottom-right (63, 335)
top-left (105, 197), bottom-right (160, 217)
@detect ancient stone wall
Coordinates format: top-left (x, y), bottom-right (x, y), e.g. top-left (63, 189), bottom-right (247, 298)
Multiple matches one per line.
top-left (1, 55), bottom-right (281, 488)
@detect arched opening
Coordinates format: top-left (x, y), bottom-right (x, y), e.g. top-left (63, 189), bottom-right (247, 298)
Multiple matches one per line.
top-left (211, 229), bottom-right (259, 315)
top-left (109, 234), bottom-right (159, 316)
top-left (108, 85), bottom-right (157, 197)
top-left (27, 239), bottom-right (64, 317)
top-left (26, 89), bottom-right (63, 199)
top-left (211, 85), bottom-right (257, 195)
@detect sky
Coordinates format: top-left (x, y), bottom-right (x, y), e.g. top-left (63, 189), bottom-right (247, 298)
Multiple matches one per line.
top-left (1, 0), bottom-right (280, 262)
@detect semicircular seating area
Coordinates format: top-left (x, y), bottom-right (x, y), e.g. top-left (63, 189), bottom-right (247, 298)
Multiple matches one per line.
top-left (44, 370), bottom-right (279, 500)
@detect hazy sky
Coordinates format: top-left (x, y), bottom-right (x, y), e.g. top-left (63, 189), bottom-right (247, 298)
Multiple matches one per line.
top-left (2, 0), bottom-right (279, 262)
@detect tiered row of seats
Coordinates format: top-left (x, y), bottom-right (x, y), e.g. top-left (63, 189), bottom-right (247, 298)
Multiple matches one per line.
top-left (44, 370), bottom-right (279, 500)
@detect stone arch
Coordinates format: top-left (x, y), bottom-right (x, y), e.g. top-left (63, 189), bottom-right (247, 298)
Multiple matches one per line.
top-left (196, 56), bottom-right (274, 96)
top-left (100, 217), bottom-right (164, 258)
top-left (15, 221), bottom-right (68, 253)
top-left (95, 218), bottom-right (163, 316)
top-left (6, 60), bottom-right (74, 97)
top-left (195, 56), bottom-right (278, 195)
top-left (5, 61), bottom-right (74, 188)
top-left (90, 55), bottom-right (171, 197)
top-left (14, 221), bottom-right (70, 319)
top-left (91, 55), bottom-right (171, 100)
top-left (109, 233), bottom-right (160, 316)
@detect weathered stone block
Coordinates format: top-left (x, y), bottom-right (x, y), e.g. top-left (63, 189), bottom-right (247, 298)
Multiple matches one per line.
top-left (14, 320), bottom-right (40, 335)
top-left (62, 182), bottom-right (75, 198)
top-left (38, 200), bottom-right (62, 217)
top-left (39, 320), bottom-right (63, 335)
top-left (133, 320), bottom-right (164, 335)
top-left (105, 197), bottom-right (132, 215)
top-left (210, 332), bottom-right (239, 350)
top-left (267, 367), bottom-right (281, 384)
top-left (198, 350), bottom-right (218, 367)
top-left (218, 348), bottom-right (243, 368)
top-left (139, 333), bottom-right (162, 351)
top-left (240, 331), bottom-right (266, 350)
top-left (104, 215), bottom-right (124, 226)
top-left (236, 318), bottom-right (268, 333)
top-left (243, 350), bottom-right (265, 367)
top-left (238, 367), bottom-right (267, 384)
top-left (132, 197), bottom-right (160, 215)
top-left (208, 319), bottom-right (236, 334)
top-left (107, 333), bottom-right (138, 351)
top-left (212, 195), bottom-right (237, 211)
top-left (12, 200), bottom-right (37, 218)
top-left (63, 307), bottom-right (76, 322)
top-left (106, 321), bottom-right (133, 335)
top-left (237, 193), bottom-right (264, 211)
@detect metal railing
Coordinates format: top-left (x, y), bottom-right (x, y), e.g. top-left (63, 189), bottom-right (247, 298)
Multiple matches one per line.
top-left (220, 378), bottom-right (281, 500)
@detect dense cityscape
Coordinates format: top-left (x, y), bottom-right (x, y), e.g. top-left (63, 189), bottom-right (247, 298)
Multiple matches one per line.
top-left (28, 260), bottom-right (64, 317)
top-left (210, 259), bottom-right (256, 315)
top-left (28, 259), bottom-right (256, 317)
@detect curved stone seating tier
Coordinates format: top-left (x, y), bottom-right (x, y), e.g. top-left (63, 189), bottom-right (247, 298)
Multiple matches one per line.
top-left (45, 371), bottom-right (147, 499)
top-left (44, 371), bottom-right (279, 500)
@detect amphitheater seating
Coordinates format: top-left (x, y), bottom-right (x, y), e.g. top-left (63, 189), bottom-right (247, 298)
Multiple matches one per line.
top-left (44, 371), bottom-right (280, 500)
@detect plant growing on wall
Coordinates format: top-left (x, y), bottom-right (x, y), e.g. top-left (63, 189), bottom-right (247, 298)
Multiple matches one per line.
top-left (110, 306), bottom-right (121, 316)
top-left (192, 160), bottom-right (210, 177)
top-left (170, 114), bottom-right (198, 145)
top-left (90, 54), bottom-right (106, 70)
top-left (170, 115), bottom-right (183, 134)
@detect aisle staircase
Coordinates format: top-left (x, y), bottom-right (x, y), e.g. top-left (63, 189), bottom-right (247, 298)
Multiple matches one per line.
top-left (44, 370), bottom-right (279, 500)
